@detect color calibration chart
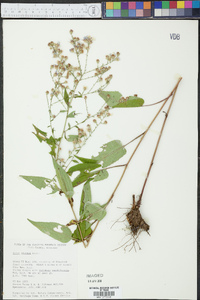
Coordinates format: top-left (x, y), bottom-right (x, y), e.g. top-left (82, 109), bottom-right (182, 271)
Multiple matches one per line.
top-left (103, 1), bottom-right (200, 18)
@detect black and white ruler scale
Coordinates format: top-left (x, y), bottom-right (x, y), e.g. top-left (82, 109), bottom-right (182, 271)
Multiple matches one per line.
top-left (1, 3), bottom-right (101, 18)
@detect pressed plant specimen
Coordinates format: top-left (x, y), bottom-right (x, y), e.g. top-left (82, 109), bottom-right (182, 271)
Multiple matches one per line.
top-left (20, 30), bottom-right (182, 249)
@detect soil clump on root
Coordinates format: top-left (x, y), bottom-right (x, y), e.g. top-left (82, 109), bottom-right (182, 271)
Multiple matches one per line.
top-left (126, 195), bottom-right (150, 237)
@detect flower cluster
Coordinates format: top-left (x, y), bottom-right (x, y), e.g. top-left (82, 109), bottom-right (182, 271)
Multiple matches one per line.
top-left (105, 74), bottom-right (113, 84)
top-left (78, 127), bottom-right (87, 138)
top-left (69, 30), bottom-right (94, 55)
top-left (95, 66), bottom-right (111, 76)
top-left (83, 35), bottom-right (93, 46)
top-left (46, 29), bottom-right (120, 159)
top-left (105, 52), bottom-right (120, 62)
top-left (48, 41), bottom-right (63, 58)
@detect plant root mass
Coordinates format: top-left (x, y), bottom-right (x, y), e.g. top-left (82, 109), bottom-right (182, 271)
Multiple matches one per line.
top-left (126, 195), bottom-right (149, 236)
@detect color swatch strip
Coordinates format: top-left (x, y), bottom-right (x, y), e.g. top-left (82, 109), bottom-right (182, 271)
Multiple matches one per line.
top-left (105, 2), bottom-right (152, 18)
top-left (154, 1), bottom-right (200, 17)
top-left (103, 1), bottom-right (200, 18)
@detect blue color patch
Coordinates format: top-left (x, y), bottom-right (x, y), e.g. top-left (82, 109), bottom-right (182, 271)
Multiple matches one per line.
top-left (154, 1), bottom-right (162, 9)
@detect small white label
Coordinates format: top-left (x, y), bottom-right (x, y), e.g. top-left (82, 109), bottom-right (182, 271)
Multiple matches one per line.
top-left (89, 286), bottom-right (122, 299)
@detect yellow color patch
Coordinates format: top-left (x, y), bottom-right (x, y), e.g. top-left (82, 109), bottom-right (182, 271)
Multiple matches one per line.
top-left (177, 1), bottom-right (184, 8)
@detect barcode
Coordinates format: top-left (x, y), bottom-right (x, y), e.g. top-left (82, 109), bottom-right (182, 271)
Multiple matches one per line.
top-left (93, 291), bottom-right (115, 297)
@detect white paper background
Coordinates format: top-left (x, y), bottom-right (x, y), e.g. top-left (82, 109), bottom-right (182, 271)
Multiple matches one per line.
top-left (3, 20), bottom-right (198, 299)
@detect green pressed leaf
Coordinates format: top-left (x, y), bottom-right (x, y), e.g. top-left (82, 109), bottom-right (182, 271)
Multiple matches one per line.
top-left (53, 158), bottom-right (74, 198)
top-left (46, 136), bottom-right (60, 157)
top-left (84, 203), bottom-right (107, 221)
top-left (48, 184), bottom-right (60, 194)
top-left (80, 180), bottom-right (92, 216)
top-left (113, 96), bottom-right (144, 108)
top-left (20, 175), bottom-right (50, 190)
top-left (64, 88), bottom-right (69, 105)
top-left (46, 136), bottom-right (59, 146)
top-left (74, 92), bottom-right (82, 98)
top-left (67, 135), bottom-right (79, 142)
top-left (75, 155), bottom-right (98, 164)
top-left (33, 125), bottom-right (47, 137)
top-left (93, 140), bottom-right (126, 167)
top-left (99, 91), bottom-right (122, 107)
top-left (93, 169), bottom-right (109, 182)
top-left (99, 92), bottom-right (144, 108)
top-left (33, 124), bottom-right (47, 142)
top-left (28, 219), bottom-right (72, 243)
top-left (68, 111), bottom-right (76, 118)
top-left (67, 162), bottom-right (101, 175)
top-left (72, 220), bottom-right (92, 242)
top-left (72, 171), bottom-right (96, 187)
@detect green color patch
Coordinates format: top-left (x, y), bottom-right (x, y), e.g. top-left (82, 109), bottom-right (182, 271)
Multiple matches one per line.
top-left (162, 1), bottom-right (169, 8)
top-left (114, 2), bottom-right (121, 9)
top-left (121, 9), bottom-right (129, 17)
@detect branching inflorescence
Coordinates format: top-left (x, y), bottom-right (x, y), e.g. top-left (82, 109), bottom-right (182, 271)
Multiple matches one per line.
top-left (20, 30), bottom-right (182, 250)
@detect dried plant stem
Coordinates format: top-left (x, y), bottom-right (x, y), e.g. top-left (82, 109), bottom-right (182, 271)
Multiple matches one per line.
top-left (107, 77), bottom-right (182, 206)
top-left (138, 77), bottom-right (182, 206)
top-left (86, 77), bottom-right (182, 247)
